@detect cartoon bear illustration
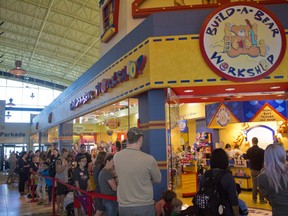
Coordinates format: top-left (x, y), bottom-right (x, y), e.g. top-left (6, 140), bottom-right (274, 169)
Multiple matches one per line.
top-left (223, 21), bottom-right (265, 58)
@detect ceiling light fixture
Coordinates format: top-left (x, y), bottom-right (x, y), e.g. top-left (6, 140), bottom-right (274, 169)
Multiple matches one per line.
top-left (225, 88), bottom-right (235, 91)
top-left (201, 97), bottom-right (209, 100)
top-left (9, 60), bottom-right (27, 76)
top-left (184, 89), bottom-right (194, 93)
top-left (5, 111), bottom-right (12, 119)
top-left (270, 86), bottom-right (280, 90)
top-left (6, 98), bottom-right (15, 106)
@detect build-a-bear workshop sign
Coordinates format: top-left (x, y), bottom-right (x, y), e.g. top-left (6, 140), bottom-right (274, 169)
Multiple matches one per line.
top-left (200, 2), bottom-right (286, 82)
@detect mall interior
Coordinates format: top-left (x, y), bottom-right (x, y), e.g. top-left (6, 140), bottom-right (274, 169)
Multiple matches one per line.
top-left (0, 0), bottom-right (288, 215)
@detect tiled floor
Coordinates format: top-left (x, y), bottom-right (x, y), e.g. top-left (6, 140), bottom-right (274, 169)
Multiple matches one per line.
top-left (177, 185), bottom-right (272, 212)
top-left (0, 172), bottom-right (53, 216)
top-left (0, 171), bottom-right (271, 216)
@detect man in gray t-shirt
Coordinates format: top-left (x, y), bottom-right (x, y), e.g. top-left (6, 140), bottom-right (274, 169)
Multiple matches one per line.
top-left (114, 127), bottom-right (161, 216)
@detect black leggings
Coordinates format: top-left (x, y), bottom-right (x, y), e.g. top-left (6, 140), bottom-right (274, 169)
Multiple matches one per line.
top-left (19, 173), bottom-right (28, 193)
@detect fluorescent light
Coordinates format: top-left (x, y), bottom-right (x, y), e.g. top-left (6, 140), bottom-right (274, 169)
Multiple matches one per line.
top-left (184, 89), bottom-right (194, 93)
top-left (225, 88), bottom-right (235, 91)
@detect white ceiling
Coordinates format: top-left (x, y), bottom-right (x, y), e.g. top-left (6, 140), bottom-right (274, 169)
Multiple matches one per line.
top-left (0, 0), bottom-right (101, 88)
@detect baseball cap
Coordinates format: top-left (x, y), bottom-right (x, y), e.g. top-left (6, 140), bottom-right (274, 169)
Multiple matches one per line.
top-left (127, 127), bottom-right (143, 137)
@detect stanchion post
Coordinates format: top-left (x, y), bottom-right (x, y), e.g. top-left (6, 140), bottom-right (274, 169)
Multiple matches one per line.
top-left (52, 177), bottom-right (56, 216)
top-left (88, 193), bottom-right (92, 216)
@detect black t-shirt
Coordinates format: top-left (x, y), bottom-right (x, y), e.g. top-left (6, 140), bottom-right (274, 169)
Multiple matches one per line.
top-left (18, 158), bottom-right (30, 174)
top-left (76, 152), bottom-right (92, 169)
top-left (73, 167), bottom-right (89, 191)
top-left (30, 161), bottom-right (39, 173)
top-left (246, 145), bottom-right (264, 171)
top-left (49, 155), bottom-right (59, 177)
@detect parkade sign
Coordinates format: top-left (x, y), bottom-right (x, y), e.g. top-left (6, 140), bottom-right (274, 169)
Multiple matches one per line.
top-left (200, 2), bottom-right (286, 82)
top-left (0, 123), bottom-right (30, 144)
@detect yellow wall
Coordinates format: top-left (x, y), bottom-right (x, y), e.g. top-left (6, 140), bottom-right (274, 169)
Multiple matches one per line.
top-left (219, 121), bottom-right (288, 152)
top-left (171, 125), bottom-right (181, 152)
top-left (149, 35), bottom-right (288, 89)
top-left (188, 119), bottom-right (197, 147)
top-left (179, 103), bottom-right (206, 120)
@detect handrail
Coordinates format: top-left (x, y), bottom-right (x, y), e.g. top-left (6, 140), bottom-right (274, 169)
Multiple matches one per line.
top-left (29, 172), bottom-right (117, 216)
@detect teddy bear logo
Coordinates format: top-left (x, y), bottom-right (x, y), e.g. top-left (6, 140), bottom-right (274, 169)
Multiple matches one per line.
top-left (223, 19), bottom-right (267, 58)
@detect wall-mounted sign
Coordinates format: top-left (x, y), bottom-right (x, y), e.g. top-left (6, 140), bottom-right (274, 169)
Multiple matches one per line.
top-left (250, 103), bottom-right (286, 122)
top-left (101, 0), bottom-right (120, 43)
top-left (207, 103), bottom-right (240, 128)
top-left (206, 100), bottom-right (287, 128)
top-left (0, 123), bottom-right (30, 144)
top-left (200, 2), bottom-right (286, 82)
top-left (70, 91), bottom-right (96, 111)
top-left (95, 55), bottom-right (147, 96)
top-left (73, 125), bottom-right (85, 134)
top-left (69, 55), bottom-right (147, 111)
top-left (106, 116), bottom-right (120, 129)
top-left (216, 107), bottom-right (231, 127)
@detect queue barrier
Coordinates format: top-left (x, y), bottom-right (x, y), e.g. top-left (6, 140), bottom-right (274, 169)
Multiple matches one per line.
top-left (29, 172), bottom-right (117, 216)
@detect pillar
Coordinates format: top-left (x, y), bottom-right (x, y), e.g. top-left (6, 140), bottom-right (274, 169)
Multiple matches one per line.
top-left (58, 120), bottom-right (73, 150)
top-left (138, 89), bottom-right (168, 201)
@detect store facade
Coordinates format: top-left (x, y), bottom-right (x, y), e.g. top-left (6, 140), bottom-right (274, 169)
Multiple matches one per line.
top-left (30, 1), bottom-right (288, 200)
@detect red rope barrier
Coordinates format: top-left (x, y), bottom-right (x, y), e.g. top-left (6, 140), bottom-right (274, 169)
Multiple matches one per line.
top-left (27, 174), bottom-right (38, 203)
top-left (30, 172), bottom-right (117, 216)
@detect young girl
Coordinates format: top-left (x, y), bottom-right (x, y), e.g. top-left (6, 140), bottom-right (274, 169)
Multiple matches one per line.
top-left (73, 155), bottom-right (90, 216)
top-left (155, 190), bottom-right (177, 216)
top-left (170, 198), bottom-right (183, 216)
top-left (36, 161), bottom-right (47, 204)
top-left (38, 162), bottom-right (53, 205)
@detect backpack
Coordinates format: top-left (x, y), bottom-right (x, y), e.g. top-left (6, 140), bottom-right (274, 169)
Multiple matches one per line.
top-left (193, 170), bottom-right (228, 216)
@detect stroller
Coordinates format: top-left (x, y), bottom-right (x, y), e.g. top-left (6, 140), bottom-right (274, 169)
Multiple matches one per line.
top-left (64, 191), bottom-right (74, 216)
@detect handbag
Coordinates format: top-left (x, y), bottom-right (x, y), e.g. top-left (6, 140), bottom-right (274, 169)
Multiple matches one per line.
top-left (77, 193), bottom-right (96, 214)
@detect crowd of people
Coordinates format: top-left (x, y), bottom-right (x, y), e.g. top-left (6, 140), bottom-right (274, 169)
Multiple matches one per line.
top-left (3, 132), bottom-right (288, 216)
top-left (4, 127), bottom-right (162, 216)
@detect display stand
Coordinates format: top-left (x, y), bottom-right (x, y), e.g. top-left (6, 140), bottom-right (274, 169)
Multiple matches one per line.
top-left (181, 172), bottom-right (198, 197)
top-left (230, 159), bottom-right (252, 190)
top-left (180, 132), bottom-right (213, 197)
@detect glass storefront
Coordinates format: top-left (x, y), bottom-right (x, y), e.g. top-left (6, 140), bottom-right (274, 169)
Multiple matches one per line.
top-left (72, 98), bottom-right (138, 150)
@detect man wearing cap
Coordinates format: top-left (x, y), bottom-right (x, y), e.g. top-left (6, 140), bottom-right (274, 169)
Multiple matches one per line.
top-left (76, 144), bottom-right (92, 171)
top-left (114, 127), bottom-right (161, 216)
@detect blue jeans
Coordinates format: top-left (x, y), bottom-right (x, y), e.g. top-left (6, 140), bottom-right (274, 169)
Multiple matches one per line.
top-left (118, 204), bottom-right (155, 216)
top-left (103, 199), bottom-right (118, 216)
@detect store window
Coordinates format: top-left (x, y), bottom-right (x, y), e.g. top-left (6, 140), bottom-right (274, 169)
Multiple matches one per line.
top-left (72, 98), bottom-right (138, 150)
